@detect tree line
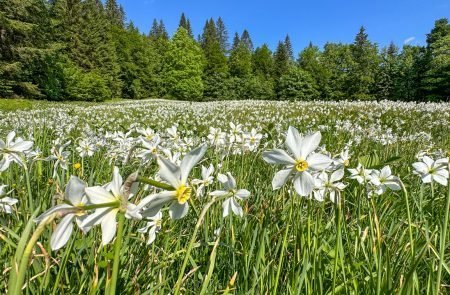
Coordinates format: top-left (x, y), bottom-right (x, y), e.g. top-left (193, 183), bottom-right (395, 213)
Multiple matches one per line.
top-left (1, 0), bottom-right (449, 102)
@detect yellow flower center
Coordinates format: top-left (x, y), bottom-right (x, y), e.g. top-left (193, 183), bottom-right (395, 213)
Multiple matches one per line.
top-left (73, 163), bottom-right (81, 169)
top-left (344, 159), bottom-right (349, 167)
top-left (176, 185), bottom-right (192, 204)
top-left (295, 159), bottom-right (309, 172)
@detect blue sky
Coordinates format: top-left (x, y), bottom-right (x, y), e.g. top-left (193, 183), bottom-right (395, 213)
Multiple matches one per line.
top-left (116, 0), bottom-right (449, 54)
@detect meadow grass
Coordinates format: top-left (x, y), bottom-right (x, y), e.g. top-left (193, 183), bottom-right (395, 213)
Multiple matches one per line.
top-left (0, 99), bottom-right (449, 294)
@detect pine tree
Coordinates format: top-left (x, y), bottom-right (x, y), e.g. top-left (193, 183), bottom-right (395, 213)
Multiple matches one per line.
top-left (348, 26), bottom-right (379, 100)
top-left (216, 17), bottom-right (229, 53)
top-left (375, 42), bottom-right (400, 100)
top-left (105, 0), bottom-right (124, 27)
top-left (423, 18), bottom-right (450, 100)
top-left (162, 27), bottom-right (204, 100)
top-left (284, 35), bottom-right (294, 61)
top-left (240, 29), bottom-right (253, 51)
top-left (273, 41), bottom-right (290, 79)
top-left (178, 13), bottom-right (193, 38)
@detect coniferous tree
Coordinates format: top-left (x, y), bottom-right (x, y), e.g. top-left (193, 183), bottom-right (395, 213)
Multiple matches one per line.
top-left (423, 18), bottom-right (450, 100)
top-left (231, 33), bottom-right (240, 50)
top-left (200, 18), bottom-right (228, 99)
top-left (284, 35), bottom-right (294, 61)
top-left (348, 26), bottom-right (379, 100)
top-left (273, 41), bottom-right (290, 79)
top-left (240, 30), bottom-right (253, 51)
top-left (0, 0), bottom-right (55, 97)
top-left (228, 38), bottom-right (252, 77)
top-left (105, 0), bottom-right (124, 27)
top-left (375, 42), bottom-right (400, 100)
top-left (216, 17), bottom-right (229, 53)
top-left (178, 13), bottom-right (193, 38)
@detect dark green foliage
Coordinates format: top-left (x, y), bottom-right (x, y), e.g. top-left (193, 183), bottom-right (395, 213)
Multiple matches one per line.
top-left (0, 2), bottom-right (448, 102)
top-left (277, 67), bottom-right (319, 100)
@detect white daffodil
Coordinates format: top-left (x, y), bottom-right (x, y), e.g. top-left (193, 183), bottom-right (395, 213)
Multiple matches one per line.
top-left (135, 144), bottom-right (207, 220)
top-left (207, 127), bottom-right (226, 147)
top-left (348, 163), bottom-right (373, 184)
top-left (137, 211), bottom-right (162, 245)
top-left (0, 131), bottom-right (33, 171)
top-left (35, 176), bottom-right (89, 250)
top-left (82, 167), bottom-right (140, 245)
top-left (76, 139), bottom-right (96, 158)
top-left (0, 185), bottom-right (18, 214)
top-left (192, 164), bottom-right (215, 197)
top-left (412, 156), bottom-right (449, 186)
top-left (369, 166), bottom-right (401, 195)
top-left (262, 126), bottom-right (332, 197)
top-left (333, 149), bottom-right (351, 168)
top-left (47, 141), bottom-right (71, 177)
top-left (137, 135), bottom-right (161, 161)
top-left (210, 172), bottom-right (250, 218)
top-left (313, 169), bottom-right (346, 203)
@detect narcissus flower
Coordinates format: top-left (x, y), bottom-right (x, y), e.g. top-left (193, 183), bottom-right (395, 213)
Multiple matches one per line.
top-left (0, 185), bottom-right (18, 214)
top-left (35, 176), bottom-right (89, 250)
top-left (263, 126), bottom-right (332, 196)
top-left (0, 131), bottom-right (33, 171)
top-left (137, 211), bottom-right (162, 245)
top-left (135, 144), bottom-right (207, 220)
top-left (82, 167), bottom-right (139, 245)
top-left (313, 169), bottom-right (346, 203)
top-left (412, 156), bottom-right (449, 186)
top-left (369, 166), bottom-right (401, 195)
top-left (210, 172), bottom-right (250, 218)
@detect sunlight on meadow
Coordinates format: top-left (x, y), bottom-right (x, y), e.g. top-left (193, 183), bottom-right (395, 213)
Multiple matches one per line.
top-left (0, 99), bottom-right (449, 294)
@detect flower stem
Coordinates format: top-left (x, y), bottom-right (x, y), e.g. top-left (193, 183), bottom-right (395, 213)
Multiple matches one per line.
top-left (273, 192), bottom-right (293, 295)
top-left (435, 168), bottom-right (450, 294)
top-left (174, 196), bottom-right (221, 295)
top-left (10, 213), bottom-right (56, 295)
top-left (109, 212), bottom-right (125, 295)
top-left (24, 164), bottom-right (34, 212)
top-left (136, 176), bottom-right (174, 191)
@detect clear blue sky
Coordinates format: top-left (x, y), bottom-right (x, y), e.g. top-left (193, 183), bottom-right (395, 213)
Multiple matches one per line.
top-left (115, 0), bottom-right (449, 54)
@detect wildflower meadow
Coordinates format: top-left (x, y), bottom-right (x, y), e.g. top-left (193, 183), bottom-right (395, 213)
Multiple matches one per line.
top-left (0, 99), bottom-right (449, 294)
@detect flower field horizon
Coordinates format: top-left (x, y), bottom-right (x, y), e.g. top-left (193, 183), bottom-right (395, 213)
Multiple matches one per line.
top-left (0, 99), bottom-right (449, 294)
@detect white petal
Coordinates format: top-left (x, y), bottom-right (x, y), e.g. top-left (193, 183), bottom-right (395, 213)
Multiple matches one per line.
top-left (293, 172), bottom-right (314, 196)
top-left (101, 209), bottom-right (118, 245)
top-left (110, 167), bottom-right (123, 198)
top-left (307, 153), bottom-right (332, 171)
top-left (6, 131), bottom-right (15, 146)
top-left (65, 176), bottom-right (86, 205)
top-left (157, 157), bottom-right (181, 188)
top-left (330, 169), bottom-right (344, 183)
top-left (235, 189), bottom-right (250, 200)
top-left (180, 144), bottom-right (207, 183)
top-left (385, 181), bottom-right (401, 191)
top-left (285, 126), bottom-right (303, 159)
top-left (272, 168), bottom-right (293, 190)
top-left (262, 149), bottom-right (295, 165)
top-left (10, 141), bottom-right (33, 152)
top-left (222, 198), bottom-right (232, 218)
top-left (299, 132), bottom-right (321, 159)
top-left (35, 204), bottom-right (73, 223)
top-left (433, 174), bottom-right (448, 186)
top-left (169, 201), bottom-right (189, 219)
top-left (136, 191), bottom-right (175, 217)
top-left (0, 197), bottom-right (18, 205)
top-left (421, 173), bottom-right (432, 183)
top-left (51, 214), bottom-right (75, 250)
top-left (380, 166), bottom-right (392, 178)
top-left (230, 198), bottom-right (243, 217)
top-left (80, 207), bottom-right (112, 231)
top-left (225, 173), bottom-right (236, 190)
top-left (210, 190), bottom-right (229, 197)
top-left (85, 186), bottom-right (115, 204)
top-left (217, 173), bottom-right (228, 183)
top-left (422, 156), bottom-right (434, 168)
top-left (412, 162), bottom-right (428, 174)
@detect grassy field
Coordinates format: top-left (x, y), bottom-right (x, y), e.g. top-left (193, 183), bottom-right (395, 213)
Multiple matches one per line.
top-left (0, 99), bottom-right (449, 294)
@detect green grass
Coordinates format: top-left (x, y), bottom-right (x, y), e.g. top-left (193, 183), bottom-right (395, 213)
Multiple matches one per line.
top-left (0, 99), bottom-right (449, 294)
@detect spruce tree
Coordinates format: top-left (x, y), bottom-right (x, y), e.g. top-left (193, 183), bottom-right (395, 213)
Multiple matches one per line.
top-left (298, 43), bottom-right (330, 99)
top-left (216, 17), bottom-right (229, 53)
top-left (348, 26), bottom-right (379, 100)
top-left (240, 29), bottom-right (254, 51)
top-left (375, 42), bottom-right (400, 100)
top-left (252, 44), bottom-right (274, 79)
top-left (284, 35), bottom-right (294, 61)
top-left (178, 13), bottom-right (193, 38)
top-left (273, 41), bottom-right (290, 79)
top-left (229, 39), bottom-right (252, 77)
top-left (105, 0), bottom-right (124, 27)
